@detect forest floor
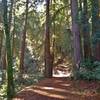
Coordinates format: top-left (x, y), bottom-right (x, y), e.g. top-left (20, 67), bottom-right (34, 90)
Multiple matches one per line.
top-left (13, 77), bottom-right (100, 100)
top-left (13, 62), bottom-right (100, 100)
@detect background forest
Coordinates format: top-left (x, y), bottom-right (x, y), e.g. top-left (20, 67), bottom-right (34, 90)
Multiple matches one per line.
top-left (0, 0), bottom-right (100, 100)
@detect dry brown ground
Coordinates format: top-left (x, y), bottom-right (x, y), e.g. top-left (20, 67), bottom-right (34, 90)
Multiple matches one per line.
top-left (13, 77), bottom-right (100, 100)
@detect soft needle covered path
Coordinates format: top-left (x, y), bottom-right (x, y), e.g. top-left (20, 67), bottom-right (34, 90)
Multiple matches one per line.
top-left (13, 77), bottom-right (100, 100)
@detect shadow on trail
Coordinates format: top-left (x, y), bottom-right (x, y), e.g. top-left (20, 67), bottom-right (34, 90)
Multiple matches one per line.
top-left (13, 77), bottom-right (100, 100)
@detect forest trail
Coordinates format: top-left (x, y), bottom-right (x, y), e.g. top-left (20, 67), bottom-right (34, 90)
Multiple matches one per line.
top-left (13, 77), bottom-right (100, 100)
top-left (53, 58), bottom-right (72, 77)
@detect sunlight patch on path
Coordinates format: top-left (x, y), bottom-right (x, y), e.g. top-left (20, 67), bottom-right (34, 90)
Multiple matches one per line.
top-left (53, 70), bottom-right (71, 77)
top-left (25, 88), bottom-right (68, 99)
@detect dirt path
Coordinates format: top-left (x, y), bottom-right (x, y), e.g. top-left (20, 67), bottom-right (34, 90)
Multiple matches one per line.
top-left (13, 77), bottom-right (100, 100)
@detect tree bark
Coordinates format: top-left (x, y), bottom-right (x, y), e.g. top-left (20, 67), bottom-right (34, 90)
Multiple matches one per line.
top-left (44, 0), bottom-right (53, 78)
top-left (9, 0), bottom-right (14, 32)
top-left (91, 0), bottom-right (100, 61)
top-left (20, 0), bottom-right (29, 74)
top-left (0, 30), bottom-right (3, 59)
top-left (12, 0), bottom-right (16, 57)
top-left (2, 0), bottom-right (14, 99)
top-left (71, 0), bottom-right (81, 66)
top-left (82, 0), bottom-right (92, 59)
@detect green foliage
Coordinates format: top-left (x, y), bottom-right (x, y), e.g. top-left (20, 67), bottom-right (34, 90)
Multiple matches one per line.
top-left (92, 32), bottom-right (100, 44)
top-left (55, 29), bottom-right (72, 57)
top-left (77, 59), bottom-right (100, 80)
top-left (14, 70), bottom-right (44, 93)
top-left (0, 82), bottom-right (7, 99)
top-left (80, 59), bottom-right (97, 70)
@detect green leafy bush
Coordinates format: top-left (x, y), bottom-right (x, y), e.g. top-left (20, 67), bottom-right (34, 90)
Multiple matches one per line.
top-left (77, 59), bottom-right (100, 80)
top-left (0, 82), bottom-right (7, 99)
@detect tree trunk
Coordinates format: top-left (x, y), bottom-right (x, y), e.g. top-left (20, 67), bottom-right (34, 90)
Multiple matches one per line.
top-left (0, 30), bottom-right (3, 59)
top-left (51, 0), bottom-right (56, 68)
top-left (44, 0), bottom-right (53, 78)
top-left (9, 0), bottom-right (14, 32)
top-left (2, 0), bottom-right (14, 99)
top-left (91, 0), bottom-right (100, 61)
top-left (71, 0), bottom-right (81, 67)
top-left (19, 0), bottom-right (29, 74)
top-left (82, 0), bottom-right (92, 59)
top-left (2, 47), bottom-right (7, 69)
top-left (12, 0), bottom-right (16, 58)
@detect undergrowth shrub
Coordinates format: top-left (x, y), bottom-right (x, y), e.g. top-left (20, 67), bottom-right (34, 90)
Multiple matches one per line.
top-left (0, 82), bottom-right (7, 100)
top-left (76, 59), bottom-right (100, 80)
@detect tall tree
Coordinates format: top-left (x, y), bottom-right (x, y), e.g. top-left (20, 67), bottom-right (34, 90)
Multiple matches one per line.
top-left (78, 0), bottom-right (84, 59)
top-left (71, 0), bottom-right (81, 67)
top-left (44, 0), bottom-right (53, 78)
top-left (91, 0), bottom-right (100, 61)
top-left (0, 4), bottom-right (3, 59)
top-left (20, 0), bottom-right (29, 73)
top-left (0, 30), bottom-right (3, 59)
top-left (9, 0), bottom-right (14, 31)
top-left (0, 1), bottom-right (7, 70)
top-left (82, 0), bottom-right (92, 59)
top-left (12, 0), bottom-right (16, 57)
top-left (2, 0), bottom-right (14, 99)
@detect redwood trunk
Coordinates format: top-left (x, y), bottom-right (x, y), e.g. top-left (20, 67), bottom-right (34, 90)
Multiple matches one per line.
top-left (91, 0), bottom-right (100, 61)
top-left (82, 0), bottom-right (92, 59)
top-left (95, 43), bottom-right (100, 61)
top-left (71, 0), bottom-right (81, 66)
top-left (44, 0), bottom-right (52, 78)
top-left (2, 0), bottom-right (15, 98)
top-left (20, 0), bottom-right (29, 73)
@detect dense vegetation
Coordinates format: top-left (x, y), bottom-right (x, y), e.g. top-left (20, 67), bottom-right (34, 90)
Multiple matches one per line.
top-left (0, 0), bottom-right (100, 100)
